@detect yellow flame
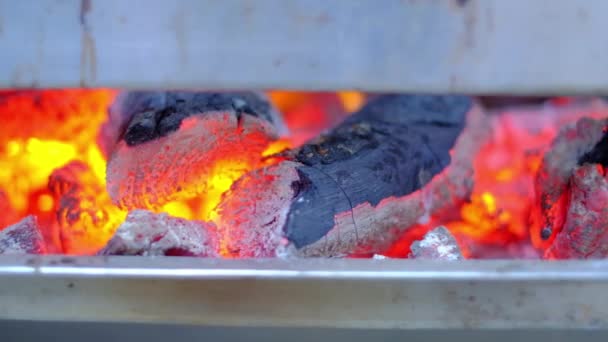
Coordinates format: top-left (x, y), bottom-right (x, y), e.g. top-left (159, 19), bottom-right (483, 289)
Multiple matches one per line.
top-left (262, 139), bottom-right (291, 157)
top-left (162, 201), bottom-right (194, 220)
top-left (203, 160), bottom-right (251, 221)
top-left (0, 138), bottom-right (78, 211)
top-left (481, 192), bottom-right (497, 215)
top-left (37, 194), bottom-right (54, 212)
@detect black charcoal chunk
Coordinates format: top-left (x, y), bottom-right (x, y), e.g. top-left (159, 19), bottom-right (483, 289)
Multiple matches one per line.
top-left (579, 131), bottom-right (608, 167)
top-left (117, 91), bottom-right (284, 146)
top-left (285, 95), bottom-right (470, 249)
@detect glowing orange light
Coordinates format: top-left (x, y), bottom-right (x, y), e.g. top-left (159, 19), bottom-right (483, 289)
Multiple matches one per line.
top-left (37, 194), bottom-right (54, 212)
top-left (3, 89), bottom-right (605, 259)
top-left (162, 201), bottom-right (194, 220)
top-left (0, 90), bottom-right (118, 254)
top-left (203, 160), bottom-right (253, 221)
top-left (262, 138), bottom-right (291, 157)
top-left (337, 91), bottom-right (365, 112)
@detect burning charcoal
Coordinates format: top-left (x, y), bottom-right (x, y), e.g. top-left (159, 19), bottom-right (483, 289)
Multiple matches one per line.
top-left (98, 210), bottom-right (218, 257)
top-left (544, 164), bottom-right (608, 259)
top-left (0, 216), bottom-right (46, 254)
top-left (106, 91), bottom-right (288, 210)
top-left (49, 161), bottom-right (126, 255)
top-left (215, 161), bottom-right (300, 257)
top-left (409, 226), bottom-right (463, 260)
top-left (531, 117), bottom-right (608, 249)
top-left (217, 95), bottom-right (489, 257)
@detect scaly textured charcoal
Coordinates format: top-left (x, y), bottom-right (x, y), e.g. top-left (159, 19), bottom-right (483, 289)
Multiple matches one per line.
top-left (215, 161), bottom-right (301, 257)
top-left (106, 91), bottom-right (287, 209)
top-left (0, 216), bottom-right (46, 254)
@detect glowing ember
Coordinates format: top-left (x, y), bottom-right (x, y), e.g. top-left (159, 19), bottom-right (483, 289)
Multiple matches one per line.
top-left (387, 99), bottom-right (608, 258)
top-left (0, 90), bottom-right (295, 255)
top-left (0, 90), bottom-right (114, 214)
top-left (0, 90), bottom-right (117, 252)
top-left (0, 90), bottom-right (607, 259)
top-left (268, 91), bottom-right (359, 146)
top-left (439, 100), bottom-right (608, 256)
top-left (49, 161), bottom-right (126, 255)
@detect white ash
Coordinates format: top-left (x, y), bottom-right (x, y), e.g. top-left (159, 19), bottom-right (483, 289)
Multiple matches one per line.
top-left (0, 216), bottom-right (46, 254)
top-left (372, 254), bottom-right (390, 260)
top-left (410, 226), bottom-right (463, 261)
top-left (98, 210), bottom-right (218, 257)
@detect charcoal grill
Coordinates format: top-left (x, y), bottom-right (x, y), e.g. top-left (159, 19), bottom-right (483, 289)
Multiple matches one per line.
top-left (1, 0), bottom-right (608, 334)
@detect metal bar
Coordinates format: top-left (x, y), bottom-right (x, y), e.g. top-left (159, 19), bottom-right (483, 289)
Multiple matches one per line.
top-left (1, 255), bottom-right (608, 329)
top-left (1, 0), bottom-right (607, 94)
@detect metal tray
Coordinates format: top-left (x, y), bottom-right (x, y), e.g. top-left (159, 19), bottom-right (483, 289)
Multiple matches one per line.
top-left (2, 0), bottom-right (608, 94)
top-left (1, 255), bottom-right (607, 329)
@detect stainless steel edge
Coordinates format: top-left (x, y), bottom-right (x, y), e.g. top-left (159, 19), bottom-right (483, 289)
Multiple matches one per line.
top-left (0, 255), bottom-right (607, 329)
top-left (1, 0), bottom-right (608, 94)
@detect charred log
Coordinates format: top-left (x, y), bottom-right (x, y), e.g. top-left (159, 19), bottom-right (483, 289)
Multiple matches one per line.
top-left (98, 210), bottom-right (218, 257)
top-left (105, 91), bottom-right (287, 209)
top-left (217, 95), bottom-right (488, 257)
top-left (285, 95), bottom-right (469, 249)
top-left (0, 216), bottom-right (46, 254)
top-left (409, 226), bottom-right (463, 260)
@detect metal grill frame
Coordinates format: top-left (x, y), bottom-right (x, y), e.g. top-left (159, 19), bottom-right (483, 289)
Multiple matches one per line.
top-left (1, 0), bottom-right (608, 330)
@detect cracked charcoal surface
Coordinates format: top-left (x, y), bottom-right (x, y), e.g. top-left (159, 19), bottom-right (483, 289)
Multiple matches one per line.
top-left (118, 91), bottom-right (286, 146)
top-left (284, 95), bottom-right (470, 248)
top-left (107, 91), bottom-right (286, 209)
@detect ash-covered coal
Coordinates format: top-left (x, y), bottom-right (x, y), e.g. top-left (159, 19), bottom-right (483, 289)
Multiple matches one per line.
top-left (410, 226), bottom-right (463, 260)
top-left (532, 117), bottom-right (608, 247)
top-left (0, 216), bottom-right (46, 254)
top-left (531, 114), bottom-right (608, 258)
top-left (215, 161), bottom-right (300, 257)
top-left (545, 164), bottom-right (608, 259)
top-left (99, 210), bottom-right (218, 257)
top-left (106, 91), bottom-right (287, 210)
top-left (216, 95), bottom-right (486, 257)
